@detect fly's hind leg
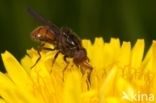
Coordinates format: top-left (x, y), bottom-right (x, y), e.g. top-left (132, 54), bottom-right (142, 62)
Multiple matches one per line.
top-left (31, 49), bottom-right (41, 68)
top-left (31, 43), bottom-right (57, 68)
top-left (31, 43), bottom-right (44, 68)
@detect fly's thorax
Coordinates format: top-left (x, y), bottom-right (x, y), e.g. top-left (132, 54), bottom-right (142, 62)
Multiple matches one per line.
top-left (57, 27), bottom-right (82, 57)
top-left (58, 27), bottom-right (81, 48)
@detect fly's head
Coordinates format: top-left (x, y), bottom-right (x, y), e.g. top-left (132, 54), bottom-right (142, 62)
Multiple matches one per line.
top-left (73, 48), bottom-right (93, 70)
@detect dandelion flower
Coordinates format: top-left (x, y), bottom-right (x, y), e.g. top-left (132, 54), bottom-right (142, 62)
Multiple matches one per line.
top-left (0, 37), bottom-right (156, 103)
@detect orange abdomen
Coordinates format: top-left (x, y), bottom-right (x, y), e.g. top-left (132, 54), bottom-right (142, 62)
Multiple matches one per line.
top-left (31, 26), bottom-right (56, 43)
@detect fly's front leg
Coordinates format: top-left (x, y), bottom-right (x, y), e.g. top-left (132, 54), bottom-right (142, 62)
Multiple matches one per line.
top-left (86, 68), bottom-right (92, 88)
top-left (80, 63), bottom-right (93, 89)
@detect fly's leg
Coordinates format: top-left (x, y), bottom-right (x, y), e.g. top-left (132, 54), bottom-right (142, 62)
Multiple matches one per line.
top-left (63, 56), bottom-right (69, 73)
top-left (42, 47), bottom-right (57, 51)
top-left (62, 56), bottom-right (70, 81)
top-left (31, 43), bottom-right (57, 68)
top-left (52, 51), bottom-right (60, 67)
top-left (31, 49), bottom-right (42, 68)
top-left (86, 68), bottom-right (92, 88)
top-left (48, 51), bottom-right (60, 73)
top-left (84, 58), bottom-right (93, 89)
top-left (31, 43), bottom-right (44, 68)
top-left (80, 65), bottom-right (93, 89)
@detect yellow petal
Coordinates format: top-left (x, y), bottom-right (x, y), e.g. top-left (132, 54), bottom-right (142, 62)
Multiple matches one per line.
top-left (118, 41), bottom-right (131, 66)
top-left (0, 37), bottom-right (156, 103)
top-left (131, 39), bottom-right (144, 69)
top-left (1, 51), bottom-right (33, 90)
top-left (63, 70), bottom-right (81, 103)
top-left (92, 37), bottom-right (105, 69)
top-left (99, 66), bottom-right (118, 102)
top-left (0, 98), bottom-right (6, 103)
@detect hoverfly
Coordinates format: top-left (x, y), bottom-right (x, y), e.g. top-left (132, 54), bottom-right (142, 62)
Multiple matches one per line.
top-left (28, 8), bottom-right (93, 82)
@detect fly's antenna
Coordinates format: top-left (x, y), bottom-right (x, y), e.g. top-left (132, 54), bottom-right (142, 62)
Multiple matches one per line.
top-left (27, 7), bottom-right (60, 34)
